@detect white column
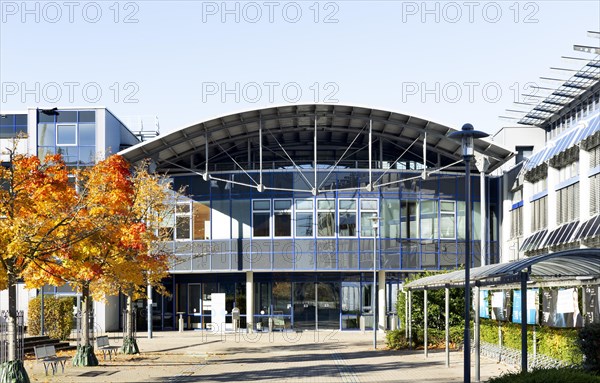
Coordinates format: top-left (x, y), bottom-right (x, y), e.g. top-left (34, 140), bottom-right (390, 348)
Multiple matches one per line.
top-left (580, 148), bottom-right (591, 221)
top-left (547, 166), bottom-right (559, 232)
top-left (246, 271), bottom-right (254, 332)
top-left (378, 270), bottom-right (386, 332)
top-left (522, 180), bottom-right (533, 237)
top-left (475, 155), bottom-right (489, 266)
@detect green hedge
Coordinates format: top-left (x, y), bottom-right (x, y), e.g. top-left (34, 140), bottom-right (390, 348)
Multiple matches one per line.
top-left (578, 322), bottom-right (600, 372)
top-left (480, 318), bottom-right (582, 365)
top-left (486, 368), bottom-right (600, 383)
top-left (386, 326), bottom-right (464, 350)
top-left (28, 295), bottom-right (73, 340)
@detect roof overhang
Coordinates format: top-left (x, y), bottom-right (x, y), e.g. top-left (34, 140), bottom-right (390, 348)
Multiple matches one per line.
top-left (119, 104), bottom-right (514, 174)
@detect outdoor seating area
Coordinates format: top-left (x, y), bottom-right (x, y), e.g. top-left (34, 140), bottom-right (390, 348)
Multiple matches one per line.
top-left (33, 344), bottom-right (69, 376)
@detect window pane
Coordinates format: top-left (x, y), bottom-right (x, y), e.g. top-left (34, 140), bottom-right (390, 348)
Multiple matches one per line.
top-left (440, 215), bottom-right (456, 239)
top-left (274, 212), bottom-right (291, 236)
top-left (37, 123), bottom-right (55, 146)
top-left (78, 147), bottom-right (95, 164)
top-left (339, 200), bottom-right (356, 210)
top-left (176, 216), bottom-right (191, 240)
top-left (56, 124), bottom-right (77, 145)
top-left (253, 200), bottom-right (270, 210)
top-left (193, 202), bottom-right (211, 240)
top-left (56, 111), bottom-right (77, 123)
top-left (318, 200), bottom-right (335, 210)
top-left (78, 111), bottom-right (95, 123)
top-left (361, 212), bottom-right (375, 237)
top-left (295, 199), bottom-right (313, 210)
top-left (253, 212), bottom-right (270, 237)
top-left (339, 212), bottom-right (356, 236)
top-left (295, 212), bottom-right (313, 236)
top-left (14, 114), bottom-right (27, 125)
top-left (274, 200), bottom-right (292, 210)
top-left (441, 201), bottom-right (455, 212)
top-left (177, 203), bottom-right (190, 213)
top-left (79, 123), bottom-right (95, 145)
top-left (361, 199), bottom-right (378, 210)
top-left (317, 212), bottom-right (335, 236)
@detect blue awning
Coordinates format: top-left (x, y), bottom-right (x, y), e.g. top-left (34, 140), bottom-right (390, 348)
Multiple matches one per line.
top-left (522, 112), bottom-right (600, 172)
top-left (520, 229), bottom-right (548, 252)
top-left (573, 214), bottom-right (600, 241)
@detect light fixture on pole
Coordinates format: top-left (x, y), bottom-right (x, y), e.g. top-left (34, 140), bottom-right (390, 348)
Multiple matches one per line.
top-left (370, 213), bottom-right (380, 350)
top-left (448, 123), bottom-right (489, 383)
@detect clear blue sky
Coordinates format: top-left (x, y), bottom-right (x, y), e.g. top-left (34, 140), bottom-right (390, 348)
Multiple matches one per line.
top-left (1, 1), bottom-right (599, 135)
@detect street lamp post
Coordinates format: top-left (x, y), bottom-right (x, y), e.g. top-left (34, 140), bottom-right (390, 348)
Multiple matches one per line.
top-left (371, 213), bottom-right (379, 350)
top-left (448, 123), bottom-right (489, 383)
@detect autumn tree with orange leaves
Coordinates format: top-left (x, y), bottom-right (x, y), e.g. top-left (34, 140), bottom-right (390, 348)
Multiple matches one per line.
top-left (0, 149), bottom-right (85, 382)
top-left (23, 155), bottom-right (173, 365)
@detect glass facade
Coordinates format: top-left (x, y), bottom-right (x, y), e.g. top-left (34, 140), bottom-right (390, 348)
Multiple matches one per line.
top-left (37, 109), bottom-right (96, 167)
top-left (165, 170), bottom-right (494, 273)
top-left (0, 114), bottom-right (27, 138)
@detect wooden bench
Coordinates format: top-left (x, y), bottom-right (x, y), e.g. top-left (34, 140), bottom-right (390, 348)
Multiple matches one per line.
top-left (34, 345), bottom-right (69, 376)
top-left (96, 335), bottom-right (119, 361)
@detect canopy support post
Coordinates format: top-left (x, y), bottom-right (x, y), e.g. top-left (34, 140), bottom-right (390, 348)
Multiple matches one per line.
top-left (445, 286), bottom-right (450, 367)
top-left (520, 270), bottom-right (528, 373)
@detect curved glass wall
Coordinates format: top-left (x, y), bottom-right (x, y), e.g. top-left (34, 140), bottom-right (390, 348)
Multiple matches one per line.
top-left (164, 169), bottom-right (497, 273)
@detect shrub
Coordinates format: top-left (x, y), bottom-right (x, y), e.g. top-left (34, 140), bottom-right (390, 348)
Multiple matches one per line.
top-left (486, 368), bottom-right (600, 383)
top-left (28, 295), bottom-right (74, 340)
top-left (578, 322), bottom-right (600, 373)
top-left (480, 318), bottom-right (582, 365)
top-left (385, 329), bottom-right (411, 350)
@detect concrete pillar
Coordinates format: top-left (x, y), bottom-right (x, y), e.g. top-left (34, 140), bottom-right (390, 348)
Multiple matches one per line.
top-left (378, 271), bottom-right (386, 331)
top-left (246, 271), bottom-right (254, 332)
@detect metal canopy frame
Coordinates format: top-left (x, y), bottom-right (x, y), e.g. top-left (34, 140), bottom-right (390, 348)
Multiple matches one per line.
top-left (120, 105), bottom-right (514, 194)
top-left (403, 249), bottom-right (600, 378)
top-left (519, 58), bottom-right (600, 127)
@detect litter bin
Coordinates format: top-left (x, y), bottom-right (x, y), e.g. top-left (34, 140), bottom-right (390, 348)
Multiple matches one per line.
top-left (232, 307), bottom-right (240, 332)
top-left (388, 313), bottom-right (398, 330)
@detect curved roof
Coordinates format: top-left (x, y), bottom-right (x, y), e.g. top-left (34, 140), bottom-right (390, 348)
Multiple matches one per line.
top-left (120, 104), bottom-right (513, 174)
top-left (405, 249), bottom-right (600, 290)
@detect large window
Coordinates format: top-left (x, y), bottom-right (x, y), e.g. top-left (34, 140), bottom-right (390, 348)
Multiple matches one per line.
top-left (317, 199), bottom-right (335, 237)
top-left (592, 174), bottom-right (600, 216)
top-left (531, 196), bottom-right (547, 232)
top-left (439, 201), bottom-right (456, 239)
top-left (253, 200), bottom-right (270, 237)
top-left (400, 200), bottom-right (418, 238)
top-left (295, 199), bottom-right (313, 237)
top-left (274, 199), bottom-right (292, 237)
top-left (360, 199), bottom-right (378, 236)
top-left (557, 183), bottom-right (579, 224)
top-left (510, 206), bottom-right (523, 239)
top-left (420, 200), bottom-right (437, 239)
top-left (37, 110), bottom-right (96, 166)
top-left (338, 199), bottom-right (357, 237)
top-left (175, 202), bottom-right (191, 240)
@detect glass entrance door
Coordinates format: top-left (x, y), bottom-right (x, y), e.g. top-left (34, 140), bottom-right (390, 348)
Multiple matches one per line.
top-left (317, 282), bottom-right (340, 329)
top-left (293, 282), bottom-right (316, 330)
top-left (292, 282), bottom-right (340, 330)
top-left (188, 284), bottom-right (202, 329)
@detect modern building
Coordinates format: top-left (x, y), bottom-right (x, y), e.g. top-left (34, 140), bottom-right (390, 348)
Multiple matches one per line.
top-left (118, 104), bottom-right (513, 332)
top-left (3, 52), bottom-right (598, 335)
top-left (499, 57), bottom-right (600, 263)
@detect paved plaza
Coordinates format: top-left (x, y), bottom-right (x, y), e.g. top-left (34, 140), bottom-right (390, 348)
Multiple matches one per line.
top-left (24, 331), bottom-right (514, 382)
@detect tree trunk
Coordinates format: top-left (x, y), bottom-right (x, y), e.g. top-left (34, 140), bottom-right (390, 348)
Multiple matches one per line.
top-left (0, 273), bottom-right (30, 382)
top-left (121, 294), bottom-right (139, 354)
top-left (72, 284), bottom-right (98, 366)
